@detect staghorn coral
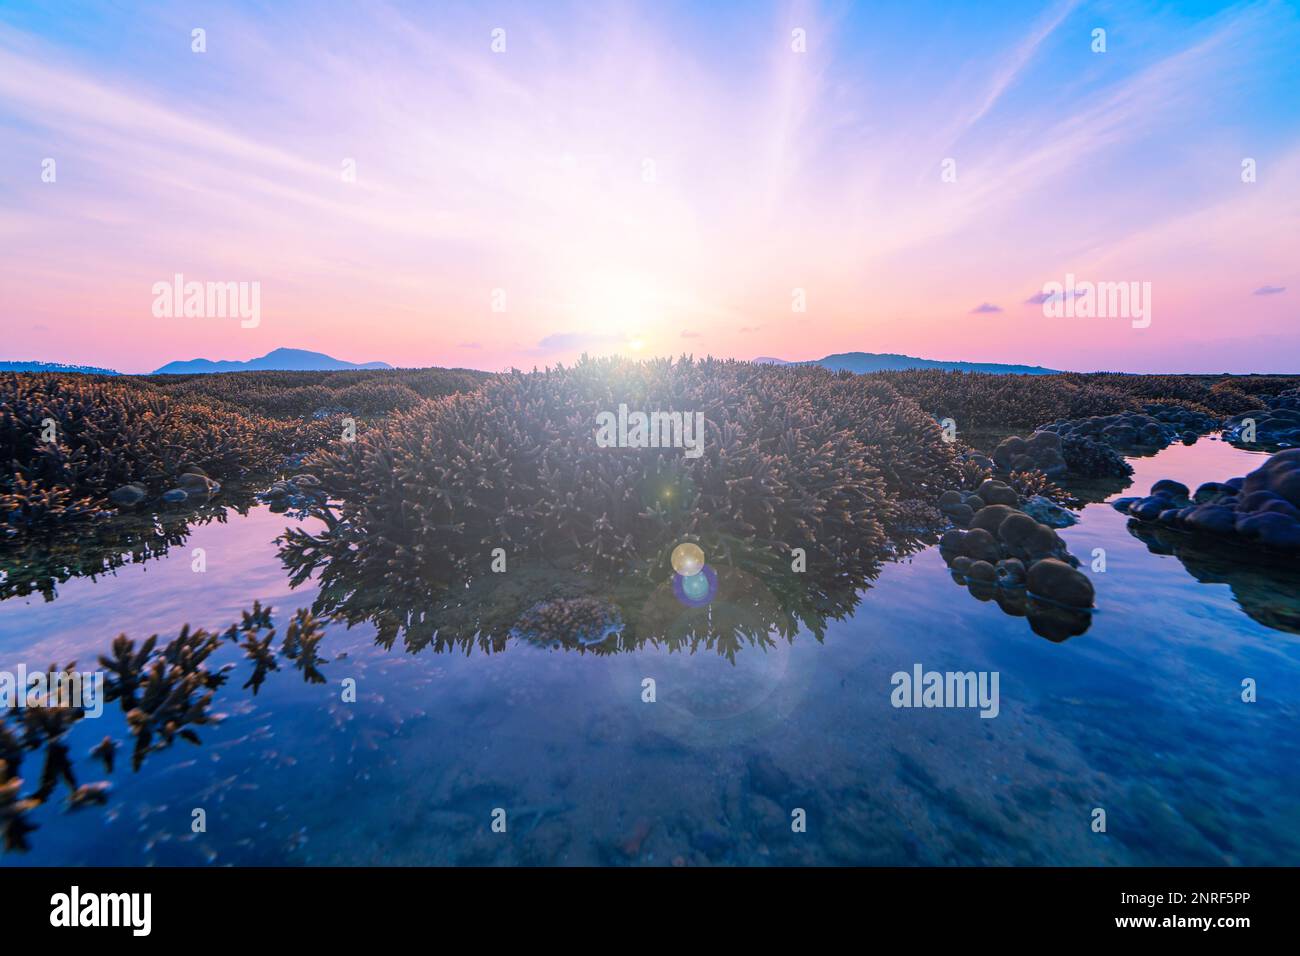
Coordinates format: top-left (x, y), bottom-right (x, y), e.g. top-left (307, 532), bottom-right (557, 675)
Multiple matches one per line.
top-left (876, 369), bottom-right (1298, 432)
top-left (0, 373), bottom-right (320, 532)
top-left (0, 367), bottom-right (487, 535)
top-left (0, 603), bottom-right (326, 852)
top-left (278, 357), bottom-right (966, 641)
top-left (142, 366), bottom-right (489, 419)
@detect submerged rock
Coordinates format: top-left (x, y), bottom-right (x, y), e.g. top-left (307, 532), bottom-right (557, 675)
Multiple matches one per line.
top-left (177, 472), bottom-right (220, 497)
top-left (1022, 495), bottom-right (1078, 528)
top-left (108, 483), bottom-right (146, 506)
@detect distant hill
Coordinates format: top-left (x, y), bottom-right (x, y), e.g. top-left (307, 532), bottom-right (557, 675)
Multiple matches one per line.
top-left (151, 347), bottom-right (394, 375)
top-left (754, 351), bottom-right (1058, 375)
top-left (0, 360), bottom-right (121, 375)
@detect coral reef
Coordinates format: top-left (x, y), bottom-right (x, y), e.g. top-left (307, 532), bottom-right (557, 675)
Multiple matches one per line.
top-left (0, 373), bottom-right (335, 533)
top-left (142, 367), bottom-right (489, 419)
top-left (937, 479), bottom-right (1093, 640)
top-left (991, 431), bottom-right (1068, 479)
top-left (1112, 449), bottom-right (1300, 554)
top-left (880, 370), bottom-right (1294, 431)
top-left (1223, 390), bottom-right (1300, 449)
top-left (281, 356), bottom-right (966, 616)
top-left (1038, 406), bottom-right (1214, 455)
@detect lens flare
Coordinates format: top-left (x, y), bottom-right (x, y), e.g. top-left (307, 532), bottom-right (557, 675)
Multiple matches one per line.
top-left (670, 542), bottom-right (705, 576)
top-left (672, 564), bottom-right (717, 607)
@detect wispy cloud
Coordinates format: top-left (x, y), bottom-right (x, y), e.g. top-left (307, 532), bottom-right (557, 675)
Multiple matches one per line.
top-left (0, 1), bottom-right (1296, 373)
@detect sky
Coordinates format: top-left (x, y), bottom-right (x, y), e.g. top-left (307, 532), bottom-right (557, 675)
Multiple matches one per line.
top-left (1, 0), bottom-right (1298, 374)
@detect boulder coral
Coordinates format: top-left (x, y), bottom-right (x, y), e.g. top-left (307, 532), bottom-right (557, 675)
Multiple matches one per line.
top-left (1113, 449), bottom-right (1300, 554)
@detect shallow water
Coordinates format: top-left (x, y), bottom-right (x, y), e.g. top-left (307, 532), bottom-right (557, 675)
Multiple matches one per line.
top-left (2, 438), bottom-right (1298, 866)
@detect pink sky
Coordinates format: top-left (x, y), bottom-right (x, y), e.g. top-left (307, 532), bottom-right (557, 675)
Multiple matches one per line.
top-left (2, 1), bottom-right (1297, 373)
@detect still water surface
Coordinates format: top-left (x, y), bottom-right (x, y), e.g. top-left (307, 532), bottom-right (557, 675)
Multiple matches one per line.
top-left (2, 437), bottom-right (1297, 865)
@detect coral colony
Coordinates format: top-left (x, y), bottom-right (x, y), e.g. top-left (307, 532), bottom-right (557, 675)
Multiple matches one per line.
top-left (594, 405), bottom-right (707, 458)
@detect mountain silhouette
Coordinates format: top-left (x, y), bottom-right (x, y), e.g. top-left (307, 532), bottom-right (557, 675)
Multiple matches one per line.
top-left (754, 351), bottom-right (1058, 374)
top-left (151, 347), bottom-right (394, 375)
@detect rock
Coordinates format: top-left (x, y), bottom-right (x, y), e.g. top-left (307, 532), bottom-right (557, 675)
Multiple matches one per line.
top-left (178, 472), bottom-right (218, 496)
top-left (966, 560), bottom-right (997, 584)
top-left (961, 528), bottom-right (1002, 563)
top-left (942, 503), bottom-right (974, 525)
top-left (292, 473), bottom-right (322, 487)
top-left (1022, 495), bottom-right (1077, 528)
top-left (1111, 496), bottom-right (1141, 513)
top-left (938, 529), bottom-right (967, 553)
top-left (996, 511), bottom-right (1039, 547)
top-left (108, 484), bottom-right (146, 506)
top-left (1150, 479), bottom-right (1190, 503)
top-left (970, 503), bottom-right (1017, 535)
top-left (1123, 450), bottom-right (1300, 555)
top-left (1235, 512), bottom-right (1300, 551)
top-left (938, 490), bottom-right (963, 508)
top-left (1026, 558), bottom-right (1095, 608)
top-left (161, 488), bottom-right (188, 503)
top-left (996, 558), bottom-right (1026, 586)
top-left (1130, 497), bottom-right (1168, 521)
top-left (977, 479), bottom-right (1019, 507)
top-left (939, 529), bottom-right (967, 554)
top-left (1194, 482), bottom-right (1235, 504)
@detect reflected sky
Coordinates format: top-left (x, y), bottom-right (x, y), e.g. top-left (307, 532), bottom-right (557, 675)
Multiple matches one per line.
top-left (1, 438), bottom-right (1297, 865)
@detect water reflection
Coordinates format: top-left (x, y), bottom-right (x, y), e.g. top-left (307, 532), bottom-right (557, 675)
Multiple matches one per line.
top-left (1126, 523), bottom-right (1300, 634)
top-left (0, 490), bottom-right (259, 603)
top-left (280, 526), bottom-right (878, 659)
top-left (2, 438), bottom-right (1297, 863)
